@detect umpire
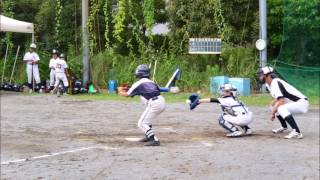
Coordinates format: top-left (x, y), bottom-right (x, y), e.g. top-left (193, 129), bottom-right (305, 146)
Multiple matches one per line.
top-left (258, 66), bottom-right (309, 139)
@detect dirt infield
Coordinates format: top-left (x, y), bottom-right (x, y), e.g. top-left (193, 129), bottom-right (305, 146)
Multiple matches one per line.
top-left (1, 92), bottom-right (319, 180)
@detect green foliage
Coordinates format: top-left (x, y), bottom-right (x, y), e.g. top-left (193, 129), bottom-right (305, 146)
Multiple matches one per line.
top-left (103, 0), bottom-right (112, 48)
top-left (54, 0), bottom-right (63, 47)
top-left (88, 0), bottom-right (102, 55)
top-left (113, 0), bottom-right (127, 43)
top-left (209, 0), bottom-right (228, 41)
top-left (222, 0), bottom-right (259, 45)
top-left (0, 0), bottom-right (15, 50)
top-left (221, 46), bottom-right (258, 78)
top-left (143, 0), bottom-right (155, 43)
top-left (268, 0), bottom-right (283, 50)
top-left (1, 0), bottom-right (318, 95)
top-left (127, 0), bottom-right (145, 56)
top-left (278, 0), bottom-right (320, 66)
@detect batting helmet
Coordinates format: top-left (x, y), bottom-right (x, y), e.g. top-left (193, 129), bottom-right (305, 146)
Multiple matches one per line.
top-left (30, 43), bottom-right (36, 49)
top-left (59, 53), bottom-right (65, 60)
top-left (135, 64), bottom-right (150, 78)
top-left (52, 49), bottom-right (58, 54)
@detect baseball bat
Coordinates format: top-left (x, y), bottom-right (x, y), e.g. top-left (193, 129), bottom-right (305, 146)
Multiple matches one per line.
top-left (1, 44), bottom-right (9, 84)
top-left (9, 45), bottom-right (20, 84)
top-left (32, 63), bottom-right (34, 92)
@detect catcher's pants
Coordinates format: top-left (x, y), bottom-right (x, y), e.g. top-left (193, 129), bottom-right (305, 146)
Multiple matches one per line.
top-left (222, 111), bottom-right (253, 126)
top-left (26, 64), bottom-right (41, 84)
top-left (275, 98), bottom-right (309, 118)
top-left (138, 95), bottom-right (165, 134)
top-left (54, 73), bottom-right (68, 87)
top-left (50, 69), bottom-right (56, 86)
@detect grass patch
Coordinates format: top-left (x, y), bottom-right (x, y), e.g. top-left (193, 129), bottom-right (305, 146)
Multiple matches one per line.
top-left (24, 91), bottom-right (319, 107)
top-left (69, 92), bottom-right (319, 107)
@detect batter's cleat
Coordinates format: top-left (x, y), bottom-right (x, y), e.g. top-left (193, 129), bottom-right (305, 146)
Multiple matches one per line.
top-left (272, 127), bottom-right (287, 134)
top-left (144, 140), bottom-right (160, 146)
top-left (284, 129), bottom-right (303, 139)
top-left (138, 136), bottom-right (151, 142)
top-left (226, 131), bottom-right (243, 137)
top-left (57, 91), bottom-right (61, 97)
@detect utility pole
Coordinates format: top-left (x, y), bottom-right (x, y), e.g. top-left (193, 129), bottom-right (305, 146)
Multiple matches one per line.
top-left (82, 0), bottom-right (89, 86)
top-left (259, 0), bottom-right (267, 68)
top-left (259, 0), bottom-right (267, 92)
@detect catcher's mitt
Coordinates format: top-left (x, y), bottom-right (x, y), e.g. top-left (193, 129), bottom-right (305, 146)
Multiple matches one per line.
top-left (187, 93), bottom-right (200, 110)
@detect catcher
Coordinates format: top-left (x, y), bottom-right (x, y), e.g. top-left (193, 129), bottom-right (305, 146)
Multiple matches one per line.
top-left (119, 64), bottom-right (166, 146)
top-left (188, 84), bottom-right (253, 137)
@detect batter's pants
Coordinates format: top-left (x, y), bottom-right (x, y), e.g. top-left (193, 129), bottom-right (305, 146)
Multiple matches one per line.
top-left (138, 95), bottom-right (166, 133)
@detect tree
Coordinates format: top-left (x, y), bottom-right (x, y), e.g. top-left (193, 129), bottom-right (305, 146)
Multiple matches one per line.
top-left (280, 0), bottom-right (320, 66)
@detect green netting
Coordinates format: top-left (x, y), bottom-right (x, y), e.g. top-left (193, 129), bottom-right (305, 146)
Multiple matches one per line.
top-left (276, 62), bottom-right (320, 96)
top-left (273, 0), bottom-right (320, 97)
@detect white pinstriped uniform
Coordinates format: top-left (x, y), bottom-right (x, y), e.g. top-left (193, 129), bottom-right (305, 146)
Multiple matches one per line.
top-left (23, 52), bottom-right (41, 84)
top-left (49, 57), bottom-right (59, 86)
top-left (53, 59), bottom-right (69, 87)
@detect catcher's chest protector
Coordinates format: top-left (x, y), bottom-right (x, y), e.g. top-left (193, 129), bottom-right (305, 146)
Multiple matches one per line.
top-left (218, 97), bottom-right (249, 116)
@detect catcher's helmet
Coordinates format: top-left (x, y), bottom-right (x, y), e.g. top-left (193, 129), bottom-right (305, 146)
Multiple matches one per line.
top-left (219, 83), bottom-right (237, 96)
top-left (135, 64), bottom-right (150, 78)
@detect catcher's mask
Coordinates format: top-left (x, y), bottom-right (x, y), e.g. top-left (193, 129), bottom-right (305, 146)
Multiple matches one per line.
top-left (135, 64), bottom-right (150, 78)
top-left (257, 66), bottom-right (276, 84)
top-left (219, 84), bottom-right (237, 97)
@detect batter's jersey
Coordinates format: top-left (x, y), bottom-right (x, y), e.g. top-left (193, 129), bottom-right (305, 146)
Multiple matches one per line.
top-left (23, 52), bottom-right (40, 64)
top-left (53, 59), bottom-right (68, 73)
top-left (127, 78), bottom-right (160, 102)
top-left (266, 78), bottom-right (306, 101)
top-left (49, 57), bottom-right (59, 68)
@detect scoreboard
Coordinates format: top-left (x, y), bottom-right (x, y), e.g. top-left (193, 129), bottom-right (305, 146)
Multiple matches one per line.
top-left (189, 38), bottom-right (222, 54)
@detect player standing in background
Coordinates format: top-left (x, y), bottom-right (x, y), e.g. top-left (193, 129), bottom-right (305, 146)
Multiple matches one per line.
top-left (52, 53), bottom-right (69, 96)
top-left (257, 66), bottom-right (309, 139)
top-left (119, 64), bottom-right (166, 146)
top-left (49, 49), bottom-right (59, 91)
top-left (188, 84), bottom-right (253, 137)
top-left (23, 43), bottom-right (41, 93)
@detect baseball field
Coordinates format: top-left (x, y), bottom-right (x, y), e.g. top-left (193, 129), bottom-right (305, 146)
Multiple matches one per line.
top-left (1, 92), bottom-right (319, 180)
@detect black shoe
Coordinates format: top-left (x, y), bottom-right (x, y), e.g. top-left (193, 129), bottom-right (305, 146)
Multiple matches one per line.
top-left (144, 140), bottom-right (160, 146)
top-left (138, 136), bottom-right (151, 142)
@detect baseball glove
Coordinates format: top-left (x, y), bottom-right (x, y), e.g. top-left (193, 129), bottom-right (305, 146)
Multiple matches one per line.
top-left (188, 93), bottom-right (200, 110)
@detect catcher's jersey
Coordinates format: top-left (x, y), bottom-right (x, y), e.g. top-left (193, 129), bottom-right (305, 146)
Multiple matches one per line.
top-left (53, 59), bottom-right (68, 73)
top-left (127, 78), bottom-right (160, 101)
top-left (49, 57), bottom-right (59, 68)
top-left (266, 78), bottom-right (306, 101)
top-left (214, 96), bottom-right (250, 115)
top-left (23, 52), bottom-right (40, 64)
